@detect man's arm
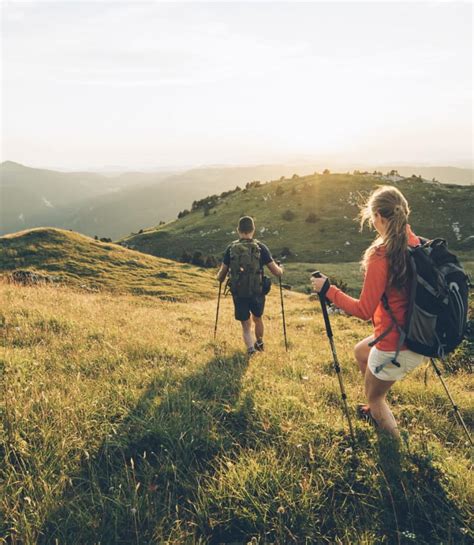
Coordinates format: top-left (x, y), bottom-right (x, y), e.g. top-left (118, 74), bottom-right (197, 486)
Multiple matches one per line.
top-left (217, 264), bottom-right (229, 283)
top-left (260, 243), bottom-right (283, 277)
top-left (217, 245), bottom-right (231, 283)
top-left (267, 260), bottom-right (283, 277)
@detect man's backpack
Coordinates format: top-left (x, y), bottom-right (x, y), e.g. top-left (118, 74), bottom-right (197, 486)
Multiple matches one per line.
top-left (373, 238), bottom-right (470, 373)
top-left (405, 238), bottom-right (469, 358)
top-left (228, 239), bottom-right (263, 298)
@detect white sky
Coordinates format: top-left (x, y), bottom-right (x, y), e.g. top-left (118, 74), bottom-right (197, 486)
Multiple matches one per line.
top-left (1, 1), bottom-right (472, 169)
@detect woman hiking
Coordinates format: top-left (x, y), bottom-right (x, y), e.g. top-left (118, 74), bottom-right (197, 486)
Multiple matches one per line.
top-left (311, 186), bottom-right (425, 439)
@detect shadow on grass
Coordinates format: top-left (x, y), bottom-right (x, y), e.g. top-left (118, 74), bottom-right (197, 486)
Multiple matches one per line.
top-left (37, 352), bottom-right (471, 545)
top-left (39, 350), bottom-right (257, 544)
top-left (376, 432), bottom-right (471, 545)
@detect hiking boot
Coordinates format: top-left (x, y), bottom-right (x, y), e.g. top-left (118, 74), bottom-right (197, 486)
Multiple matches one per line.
top-left (357, 404), bottom-right (377, 427)
top-left (254, 339), bottom-right (265, 352)
top-left (247, 346), bottom-right (257, 358)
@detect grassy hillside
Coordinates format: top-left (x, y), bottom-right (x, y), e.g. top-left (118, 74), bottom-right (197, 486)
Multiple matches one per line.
top-left (1, 282), bottom-right (472, 544)
top-left (122, 173), bottom-right (474, 264)
top-left (0, 228), bottom-right (213, 300)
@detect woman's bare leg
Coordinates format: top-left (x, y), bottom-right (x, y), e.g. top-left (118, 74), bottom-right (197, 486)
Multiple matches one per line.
top-left (354, 335), bottom-right (375, 375)
top-left (364, 370), bottom-right (399, 438)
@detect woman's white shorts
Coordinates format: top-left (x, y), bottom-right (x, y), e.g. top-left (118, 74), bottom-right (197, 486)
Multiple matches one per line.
top-left (368, 346), bottom-right (426, 382)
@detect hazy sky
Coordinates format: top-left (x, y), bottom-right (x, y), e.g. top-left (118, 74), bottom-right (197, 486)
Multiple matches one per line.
top-left (1, 1), bottom-right (472, 169)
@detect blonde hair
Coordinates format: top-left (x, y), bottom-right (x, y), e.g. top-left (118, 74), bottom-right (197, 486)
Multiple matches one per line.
top-left (359, 186), bottom-right (410, 290)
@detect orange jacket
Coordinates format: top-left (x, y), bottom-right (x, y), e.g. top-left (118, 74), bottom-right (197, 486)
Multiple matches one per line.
top-left (326, 226), bottom-right (420, 351)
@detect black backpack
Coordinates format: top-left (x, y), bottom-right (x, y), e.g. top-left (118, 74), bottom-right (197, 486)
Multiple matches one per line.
top-left (372, 238), bottom-right (470, 373)
top-left (405, 238), bottom-right (469, 358)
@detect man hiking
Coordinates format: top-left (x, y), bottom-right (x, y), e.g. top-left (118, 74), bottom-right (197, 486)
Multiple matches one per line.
top-left (217, 216), bottom-right (283, 357)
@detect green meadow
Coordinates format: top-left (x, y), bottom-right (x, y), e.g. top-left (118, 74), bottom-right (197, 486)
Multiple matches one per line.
top-left (1, 280), bottom-right (472, 544)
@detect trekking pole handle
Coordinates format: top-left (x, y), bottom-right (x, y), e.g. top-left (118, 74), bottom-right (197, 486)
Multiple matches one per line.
top-left (312, 271), bottom-right (333, 338)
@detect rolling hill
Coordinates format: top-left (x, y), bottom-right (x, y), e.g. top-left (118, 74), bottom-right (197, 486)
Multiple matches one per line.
top-left (121, 172), bottom-right (474, 264)
top-left (0, 227), bottom-right (213, 299)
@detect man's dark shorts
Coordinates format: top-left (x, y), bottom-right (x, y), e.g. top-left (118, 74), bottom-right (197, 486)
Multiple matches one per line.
top-left (232, 295), bottom-right (266, 321)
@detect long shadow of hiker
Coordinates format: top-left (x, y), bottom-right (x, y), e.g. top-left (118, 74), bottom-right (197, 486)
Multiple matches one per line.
top-left (40, 351), bottom-right (257, 544)
top-left (376, 432), bottom-right (471, 545)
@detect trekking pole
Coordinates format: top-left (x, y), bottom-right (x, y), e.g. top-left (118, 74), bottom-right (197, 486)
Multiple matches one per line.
top-left (312, 271), bottom-right (356, 444)
top-left (214, 282), bottom-right (222, 341)
top-left (430, 358), bottom-right (473, 446)
top-left (276, 261), bottom-right (288, 351)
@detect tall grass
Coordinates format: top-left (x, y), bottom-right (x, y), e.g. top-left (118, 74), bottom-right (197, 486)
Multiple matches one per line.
top-left (1, 282), bottom-right (472, 544)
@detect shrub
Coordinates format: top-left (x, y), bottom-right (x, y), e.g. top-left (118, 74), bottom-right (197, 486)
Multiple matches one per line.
top-left (180, 251), bottom-right (192, 263)
top-left (192, 195), bottom-right (219, 211)
top-left (331, 277), bottom-right (349, 293)
top-left (280, 247), bottom-right (293, 257)
top-left (305, 212), bottom-right (319, 223)
top-left (282, 209), bottom-right (295, 221)
top-left (219, 187), bottom-right (241, 199)
top-left (191, 251), bottom-right (205, 267)
top-left (205, 255), bottom-right (218, 268)
top-left (323, 168), bottom-right (330, 175)
top-left (100, 237), bottom-right (112, 243)
top-left (275, 186), bottom-right (285, 197)
top-left (178, 209), bottom-right (190, 219)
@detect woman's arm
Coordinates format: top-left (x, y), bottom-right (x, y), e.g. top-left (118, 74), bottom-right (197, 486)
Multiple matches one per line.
top-left (325, 253), bottom-right (388, 320)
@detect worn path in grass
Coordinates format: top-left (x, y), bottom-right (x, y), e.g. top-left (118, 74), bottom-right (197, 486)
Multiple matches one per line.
top-left (1, 283), bottom-right (472, 544)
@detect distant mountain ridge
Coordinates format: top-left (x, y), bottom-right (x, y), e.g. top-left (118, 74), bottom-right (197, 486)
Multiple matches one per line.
top-left (0, 161), bottom-right (173, 237)
top-left (1, 161), bottom-right (472, 239)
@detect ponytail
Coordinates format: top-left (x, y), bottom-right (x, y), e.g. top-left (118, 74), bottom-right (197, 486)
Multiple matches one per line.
top-left (359, 186), bottom-right (410, 290)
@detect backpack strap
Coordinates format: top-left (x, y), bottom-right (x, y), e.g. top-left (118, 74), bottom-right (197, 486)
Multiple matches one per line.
top-left (369, 294), bottom-right (407, 374)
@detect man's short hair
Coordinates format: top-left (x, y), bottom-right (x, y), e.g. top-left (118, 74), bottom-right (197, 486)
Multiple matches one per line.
top-left (238, 216), bottom-right (255, 234)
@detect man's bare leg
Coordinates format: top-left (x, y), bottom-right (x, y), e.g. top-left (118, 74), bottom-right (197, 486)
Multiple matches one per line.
top-left (241, 319), bottom-right (254, 349)
top-left (252, 315), bottom-right (264, 342)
